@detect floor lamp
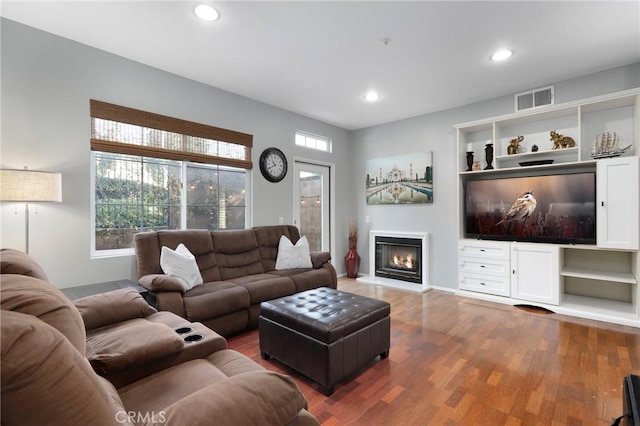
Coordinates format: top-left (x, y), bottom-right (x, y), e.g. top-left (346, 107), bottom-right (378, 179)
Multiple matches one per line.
top-left (0, 167), bottom-right (62, 253)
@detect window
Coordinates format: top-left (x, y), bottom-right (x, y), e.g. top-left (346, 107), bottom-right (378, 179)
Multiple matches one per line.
top-left (186, 162), bottom-right (246, 230)
top-left (90, 100), bottom-right (252, 255)
top-left (295, 131), bottom-right (332, 153)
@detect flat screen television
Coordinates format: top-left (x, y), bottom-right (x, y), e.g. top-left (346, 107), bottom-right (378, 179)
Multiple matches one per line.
top-left (464, 171), bottom-right (596, 245)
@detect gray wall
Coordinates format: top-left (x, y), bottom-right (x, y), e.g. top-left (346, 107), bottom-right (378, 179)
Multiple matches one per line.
top-left (2, 18), bottom-right (638, 291)
top-left (0, 19), bottom-right (352, 286)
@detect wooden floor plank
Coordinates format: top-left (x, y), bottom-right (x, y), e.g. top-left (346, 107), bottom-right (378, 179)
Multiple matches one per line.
top-left (226, 278), bottom-right (640, 425)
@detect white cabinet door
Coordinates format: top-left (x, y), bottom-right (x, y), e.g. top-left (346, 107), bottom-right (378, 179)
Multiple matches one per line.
top-left (597, 157), bottom-right (639, 250)
top-left (511, 243), bottom-right (560, 305)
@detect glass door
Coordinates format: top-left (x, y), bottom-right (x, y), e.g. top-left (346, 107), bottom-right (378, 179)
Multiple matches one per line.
top-left (293, 161), bottom-right (330, 251)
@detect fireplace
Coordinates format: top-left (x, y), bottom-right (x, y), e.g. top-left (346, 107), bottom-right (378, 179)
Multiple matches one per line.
top-left (375, 236), bottom-right (422, 284)
top-left (357, 230), bottom-right (430, 293)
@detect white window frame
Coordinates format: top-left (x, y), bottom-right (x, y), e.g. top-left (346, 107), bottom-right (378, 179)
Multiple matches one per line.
top-left (295, 130), bottom-right (332, 153)
top-left (90, 151), bottom-right (251, 259)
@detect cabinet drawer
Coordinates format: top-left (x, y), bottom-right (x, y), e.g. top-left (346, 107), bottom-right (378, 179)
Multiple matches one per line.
top-left (458, 241), bottom-right (510, 260)
top-left (459, 272), bottom-right (510, 297)
top-left (459, 257), bottom-right (510, 277)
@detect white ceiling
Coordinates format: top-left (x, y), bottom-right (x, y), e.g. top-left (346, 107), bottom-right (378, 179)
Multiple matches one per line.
top-left (2, 1), bottom-right (639, 130)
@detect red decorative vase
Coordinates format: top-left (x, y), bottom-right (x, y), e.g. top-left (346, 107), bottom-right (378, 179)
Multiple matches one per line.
top-left (344, 248), bottom-right (361, 278)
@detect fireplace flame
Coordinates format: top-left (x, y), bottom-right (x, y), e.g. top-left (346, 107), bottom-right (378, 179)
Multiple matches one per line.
top-left (392, 253), bottom-right (414, 269)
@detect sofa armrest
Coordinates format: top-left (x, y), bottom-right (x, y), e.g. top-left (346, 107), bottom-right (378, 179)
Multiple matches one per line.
top-left (74, 288), bottom-right (157, 330)
top-left (158, 371), bottom-right (311, 426)
top-left (309, 251), bottom-right (331, 269)
top-left (154, 291), bottom-right (187, 318)
top-left (87, 322), bottom-right (184, 374)
top-left (139, 274), bottom-right (186, 293)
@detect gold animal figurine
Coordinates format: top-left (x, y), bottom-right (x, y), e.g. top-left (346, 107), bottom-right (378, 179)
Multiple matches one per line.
top-left (507, 135), bottom-right (524, 155)
top-left (550, 130), bottom-right (575, 149)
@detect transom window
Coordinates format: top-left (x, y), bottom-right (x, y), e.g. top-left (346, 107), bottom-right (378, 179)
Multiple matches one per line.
top-left (90, 100), bottom-right (252, 256)
top-left (295, 131), bottom-right (332, 153)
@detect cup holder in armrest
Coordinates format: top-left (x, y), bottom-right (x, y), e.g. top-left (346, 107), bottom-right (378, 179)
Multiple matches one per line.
top-left (175, 327), bottom-right (193, 335)
top-left (184, 334), bottom-right (204, 343)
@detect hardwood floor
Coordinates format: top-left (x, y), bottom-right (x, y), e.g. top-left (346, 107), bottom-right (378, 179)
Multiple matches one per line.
top-left (227, 278), bottom-right (640, 425)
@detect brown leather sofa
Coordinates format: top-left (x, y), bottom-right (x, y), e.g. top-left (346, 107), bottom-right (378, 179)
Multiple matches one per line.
top-left (1, 249), bottom-right (320, 425)
top-left (1, 248), bottom-right (225, 388)
top-left (134, 225), bottom-right (337, 335)
top-left (75, 288), bottom-right (227, 388)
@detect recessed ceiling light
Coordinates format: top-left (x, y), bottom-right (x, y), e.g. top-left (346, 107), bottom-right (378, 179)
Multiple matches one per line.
top-left (194, 4), bottom-right (219, 22)
top-left (364, 91), bottom-right (381, 102)
top-left (491, 49), bottom-right (513, 62)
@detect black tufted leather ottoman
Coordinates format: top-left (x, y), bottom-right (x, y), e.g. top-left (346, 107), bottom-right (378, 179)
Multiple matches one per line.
top-left (259, 287), bottom-right (390, 395)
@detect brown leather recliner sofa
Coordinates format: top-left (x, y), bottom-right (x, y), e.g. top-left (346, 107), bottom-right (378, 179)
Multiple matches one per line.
top-left (1, 249), bottom-right (320, 425)
top-left (134, 225), bottom-right (338, 336)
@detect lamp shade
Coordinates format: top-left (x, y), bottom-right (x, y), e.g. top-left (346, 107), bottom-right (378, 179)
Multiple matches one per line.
top-left (0, 169), bottom-right (62, 202)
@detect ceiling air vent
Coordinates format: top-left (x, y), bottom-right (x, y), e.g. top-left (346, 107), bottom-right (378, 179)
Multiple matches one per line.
top-left (515, 85), bottom-right (554, 111)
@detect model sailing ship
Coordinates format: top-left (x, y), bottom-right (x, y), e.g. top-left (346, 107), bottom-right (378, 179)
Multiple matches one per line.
top-left (591, 132), bottom-right (631, 159)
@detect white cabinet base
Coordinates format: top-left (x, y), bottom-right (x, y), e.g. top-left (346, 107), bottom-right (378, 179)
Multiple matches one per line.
top-left (457, 240), bottom-right (639, 327)
top-left (455, 289), bottom-right (640, 328)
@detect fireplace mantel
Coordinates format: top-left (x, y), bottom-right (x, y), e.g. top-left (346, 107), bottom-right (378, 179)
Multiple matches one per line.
top-left (357, 230), bottom-right (430, 293)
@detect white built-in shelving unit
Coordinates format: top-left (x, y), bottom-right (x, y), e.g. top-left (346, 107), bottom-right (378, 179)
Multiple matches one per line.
top-left (455, 89), bottom-right (640, 327)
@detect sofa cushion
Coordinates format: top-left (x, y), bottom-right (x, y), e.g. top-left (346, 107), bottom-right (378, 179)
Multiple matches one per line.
top-left (254, 225), bottom-right (301, 271)
top-left (229, 274), bottom-right (296, 304)
top-left (74, 288), bottom-right (157, 330)
top-left (212, 229), bottom-right (265, 279)
top-left (158, 230), bottom-right (221, 283)
top-left (269, 267), bottom-right (335, 293)
top-left (118, 358), bottom-right (229, 414)
top-left (160, 371), bottom-right (308, 426)
top-left (119, 349), bottom-right (306, 425)
top-left (0, 248), bottom-right (50, 280)
top-left (87, 322), bottom-right (184, 374)
top-left (276, 235), bottom-right (313, 270)
top-left (1, 310), bottom-right (132, 426)
top-left (310, 251), bottom-right (331, 269)
top-left (0, 274), bottom-right (86, 354)
top-left (136, 230), bottom-right (221, 282)
top-left (134, 231), bottom-right (163, 277)
top-left (206, 348), bottom-right (267, 376)
top-left (183, 281), bottom-right (250, 321)
top-left (160, 243), bottom-right (203, 291)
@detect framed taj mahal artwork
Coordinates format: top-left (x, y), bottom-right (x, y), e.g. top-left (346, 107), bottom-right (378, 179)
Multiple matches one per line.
top-left (365, 151), bottom-right (433, 205)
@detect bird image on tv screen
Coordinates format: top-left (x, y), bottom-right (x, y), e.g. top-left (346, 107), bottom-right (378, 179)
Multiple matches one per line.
top-left (464, 172), bottom-right (596, 244)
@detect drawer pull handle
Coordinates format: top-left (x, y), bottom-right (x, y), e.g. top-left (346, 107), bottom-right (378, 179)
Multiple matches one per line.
top-left (480, 282), bottom-right (486, 286)
top-left (479, 249), bottom-right (485, 252)
top-left (480, 265), bottom-right (485, 268)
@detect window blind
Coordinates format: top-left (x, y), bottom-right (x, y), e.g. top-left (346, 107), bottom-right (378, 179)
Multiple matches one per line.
top-left (90, 100), bottom-right (253, 169)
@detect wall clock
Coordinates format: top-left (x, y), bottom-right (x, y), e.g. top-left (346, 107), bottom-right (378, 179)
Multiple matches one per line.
top-left (259, 147), bottom-right (288, 183)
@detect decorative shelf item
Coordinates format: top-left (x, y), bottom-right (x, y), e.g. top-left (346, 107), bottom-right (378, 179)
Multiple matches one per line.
top-left (519, 159), bottom-right (555, 167)
top-left (507, 136), bottom-right (524, 155)
top-left (484, 142), bottom-right (494, 170)
top-left (550, 130), bottom-right (576, 150)
top-left (465, 151), bottom-right (474, 171)
top-left (591, 132), bottom-right (632, 159)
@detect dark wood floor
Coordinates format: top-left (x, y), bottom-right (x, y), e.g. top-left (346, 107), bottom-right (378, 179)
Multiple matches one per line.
top-left (227, 278), bottom-right (640, 425)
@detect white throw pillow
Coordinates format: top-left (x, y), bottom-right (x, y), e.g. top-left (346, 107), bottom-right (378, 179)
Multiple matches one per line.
top-left (160, 243), bottom-right (203, 291)
top-left (275, 235), bottom-right (313, 270)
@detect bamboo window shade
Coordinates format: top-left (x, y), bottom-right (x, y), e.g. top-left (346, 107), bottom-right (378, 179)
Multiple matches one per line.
top-left (90, 100), bottom-right (253, 169)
